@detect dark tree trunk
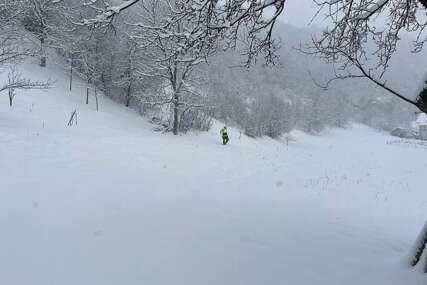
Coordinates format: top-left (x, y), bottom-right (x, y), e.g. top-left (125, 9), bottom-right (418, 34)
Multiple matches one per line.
top-left (86, 87), bottom-right (89, 104)
top-left (69, 55), bottom-right (73, 91)
top-left (95, 86), bottom-right (99, 112)
top-left (173, 93), bottom-right (179, 135)
top-left (8, 89), bottom-right (13, 107)
top-left (416, 86), bottom-right (427, 115)
top-left (125, 83), bottom-right (132, 107)
top-left (40, 38), bottom-right (46, 67)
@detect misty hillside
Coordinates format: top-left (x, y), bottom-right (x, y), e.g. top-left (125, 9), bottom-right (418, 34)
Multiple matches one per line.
top-left (13, 16), bottom-right (418, 138)
top-left (202, 22), bottom-right (425, 136)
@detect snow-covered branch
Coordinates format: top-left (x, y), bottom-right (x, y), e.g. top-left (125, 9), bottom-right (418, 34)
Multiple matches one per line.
top-left (81, 0), bottom-right (286, 66)
top-left (308, 0), bottom-right (427, 113)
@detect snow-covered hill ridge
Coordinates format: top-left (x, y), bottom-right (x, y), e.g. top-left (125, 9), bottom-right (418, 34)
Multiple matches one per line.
top-left (1, 63), bottom-right (426, 285)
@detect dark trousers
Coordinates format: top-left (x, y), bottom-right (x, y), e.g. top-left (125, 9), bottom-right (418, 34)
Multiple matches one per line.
top-left (222, 135), bottom-right (229, 145)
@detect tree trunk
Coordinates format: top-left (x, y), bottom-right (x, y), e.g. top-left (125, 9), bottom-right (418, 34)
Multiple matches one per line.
top-left (8, 89), bottom-right (13, 107)
top-left (86, 87), bottom-right (89, 104)
top-left (69, 55), bottom-right (73, 91)
top-left (40, 37), bottom-right (46, 67)
top-left (173, 93), bottom-right (179, 135)
top-left (420, 0), bottom-right (427, 9)
top-left (125, 83), bottom-right (132, 107)
top-left (410, 222), bottom-right (427, 272)
top-left (95, 86), bottom-right (99, 112)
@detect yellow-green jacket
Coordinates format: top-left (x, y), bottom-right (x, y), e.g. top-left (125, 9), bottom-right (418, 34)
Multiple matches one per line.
top-left (220, 127), bottom-right (228, 137)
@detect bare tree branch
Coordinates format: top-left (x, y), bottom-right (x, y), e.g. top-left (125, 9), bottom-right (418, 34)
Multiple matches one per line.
top-left (306, 0), bottom-right (427, 114)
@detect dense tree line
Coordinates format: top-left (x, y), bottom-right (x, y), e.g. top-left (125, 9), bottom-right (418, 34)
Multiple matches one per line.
top-left (0, 0), bottom-right (422, 137)
top-left (203, 23), bottom-right (419, 137)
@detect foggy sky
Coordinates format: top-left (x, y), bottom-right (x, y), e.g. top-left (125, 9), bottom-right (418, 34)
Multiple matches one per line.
top-left (281, 0), bottom-right (321, 28)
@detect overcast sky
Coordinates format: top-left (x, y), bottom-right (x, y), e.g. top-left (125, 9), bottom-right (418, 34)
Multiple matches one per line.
top-left (280, 0), bottom-right (321, 28)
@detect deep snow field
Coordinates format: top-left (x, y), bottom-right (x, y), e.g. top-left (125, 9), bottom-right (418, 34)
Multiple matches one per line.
top-left (1, 63), bottom-right (427, 285)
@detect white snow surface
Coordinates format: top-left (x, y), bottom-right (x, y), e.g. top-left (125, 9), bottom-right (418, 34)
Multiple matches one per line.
top-left (414, 113), bottom-right (427, 128)
top-left (1, 63), bottom-right (427, 285)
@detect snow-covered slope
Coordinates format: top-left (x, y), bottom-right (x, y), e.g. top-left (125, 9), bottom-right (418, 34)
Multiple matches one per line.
top-left (1, 63), bottom-right (426, 285)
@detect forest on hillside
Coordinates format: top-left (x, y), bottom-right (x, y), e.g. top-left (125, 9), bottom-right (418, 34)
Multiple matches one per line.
top-left (1, 1), bottom-right (425, 137)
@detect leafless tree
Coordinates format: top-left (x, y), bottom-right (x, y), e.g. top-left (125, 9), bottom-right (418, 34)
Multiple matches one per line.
top-left (21, 0), bottom-right (65, 67)
top-left (79, 0), bottom-right (287, 134)
top-left (125, 1), bottom-right (221, 134)
top-left (0, 1), bottom-right (33, 64)
top-left (305, 0), bottom-right (427, 271)
top-left (0, 2), bottom-right (52, 104)
top-left (0, 66), bottom-right (52, 106)
top-left (79, 0), bottom-right (286, 67)
top-left (307, 0), bottom-right (427, 114)
top-left (113, 37), bottom-right (142, 107)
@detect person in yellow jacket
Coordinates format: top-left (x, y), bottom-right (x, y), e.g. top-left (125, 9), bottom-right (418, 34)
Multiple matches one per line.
top-left (220, 126), bottom-right (229, 145)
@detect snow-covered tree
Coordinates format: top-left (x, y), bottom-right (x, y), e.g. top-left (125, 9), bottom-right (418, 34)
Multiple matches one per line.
top-left (305, 0), bottom-right (427, 270)
top-left (308, 0), bottom-right (427, 114)
top-left (21, 0), bottom-right (65, 67)
top-left (0, 0), bottom-right (51, 103)
top-left (113, 38), bottom-right (140, 107)
top-left (122, 0), bottom-right (222, 134)
top-left (0, 1), bottom-right (31, 65)
top-left (0, 66), bottom-right (51, 106)
top-left (81, 0), bottom-right (286, 67)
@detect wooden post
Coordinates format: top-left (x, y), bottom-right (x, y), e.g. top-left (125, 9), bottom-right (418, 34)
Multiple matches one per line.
top-left (8, 88), bottom-right (13, 107)
top-left (67, 109), bottom-right (78, 126)
top-left (95, 86), bottom-right (99, 112)
top-left (86, 87), bottom-right (89, 104)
